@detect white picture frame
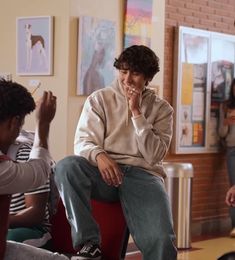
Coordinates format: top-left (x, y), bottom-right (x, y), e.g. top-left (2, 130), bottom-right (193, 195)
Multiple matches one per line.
top-left (172, 26), bottom-right (235, 154)
top-left (16, 16), bottom-right (53, 76)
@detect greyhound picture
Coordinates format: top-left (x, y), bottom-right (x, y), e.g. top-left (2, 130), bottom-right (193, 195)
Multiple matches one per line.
top-left (17, 16), bottom-right (53, 75)
top-left (25, 23), bottom-right (48, 71)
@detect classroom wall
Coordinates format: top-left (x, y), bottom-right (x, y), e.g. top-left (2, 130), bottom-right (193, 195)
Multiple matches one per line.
top-left (164, 0), bottom-right (235, 236)
top-left (0, 0), bottom-right (70, 161)
top-left (0, 0), bottom-right (165, 161)
top-left (1, 0), bottom-right (231, 237)
top-left (66, 0), bottom-right (166, 155)
top-left (66, 0), bottom-right (125, 156)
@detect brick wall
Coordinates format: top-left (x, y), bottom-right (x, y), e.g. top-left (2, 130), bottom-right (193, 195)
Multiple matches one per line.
top-left (164, 0), bottom-right (235, 235)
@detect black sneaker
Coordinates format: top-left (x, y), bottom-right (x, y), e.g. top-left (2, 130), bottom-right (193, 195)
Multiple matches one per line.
top-left (71, 243), bottom-right (102, 260)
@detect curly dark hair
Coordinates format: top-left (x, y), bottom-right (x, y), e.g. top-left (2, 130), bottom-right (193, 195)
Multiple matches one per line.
top-left (113, 45), bottom-right (160, 80)
top-left (0, 79), bottom-right (35, 122)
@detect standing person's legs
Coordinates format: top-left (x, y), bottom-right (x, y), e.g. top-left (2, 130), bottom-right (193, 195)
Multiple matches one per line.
top-left (54, 156), bottom-right (119, 250)
top-left (119, 166), bottom-right (177, 260)
top-left (226, 147), bottom-right (235, 229)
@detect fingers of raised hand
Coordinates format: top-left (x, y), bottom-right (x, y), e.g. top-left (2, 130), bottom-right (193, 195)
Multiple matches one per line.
top-left (37, 91), bottom-right (56, 121)
top-left (45, 91), bottom-right (56, 104)
top-left (128, 87), bottom-right (138, 96)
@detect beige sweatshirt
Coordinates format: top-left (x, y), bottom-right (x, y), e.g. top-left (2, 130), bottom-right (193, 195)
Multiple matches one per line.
top-left (74, 79), bottom-right (173, 178)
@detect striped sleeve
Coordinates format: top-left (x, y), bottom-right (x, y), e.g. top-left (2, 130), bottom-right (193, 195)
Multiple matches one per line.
top-left (10, 143), bottom-right (51, 230)
top-left (15, 144), bottom-right (50, 195)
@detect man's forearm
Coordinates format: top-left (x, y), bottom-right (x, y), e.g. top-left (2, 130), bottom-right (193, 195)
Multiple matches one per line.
top-left (34, 122), bottom-right (50, 150)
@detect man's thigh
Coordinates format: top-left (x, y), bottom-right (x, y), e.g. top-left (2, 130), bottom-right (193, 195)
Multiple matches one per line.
top-left (119, 166), bottom-right (173, 232)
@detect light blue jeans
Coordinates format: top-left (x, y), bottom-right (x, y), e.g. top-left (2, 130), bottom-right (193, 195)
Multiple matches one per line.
top-left (55, 156), bottom-right (177, 260)
top-left (226, 147), bottom-right (235, 227)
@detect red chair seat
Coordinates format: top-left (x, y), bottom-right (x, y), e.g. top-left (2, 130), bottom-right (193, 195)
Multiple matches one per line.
top-left (51, 199), bottom-right (127, 260)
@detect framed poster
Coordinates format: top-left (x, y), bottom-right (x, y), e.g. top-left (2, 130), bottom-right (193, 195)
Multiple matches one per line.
top-left (77, 16), bottom-right (116, 95)
top-left (123, 0), bottom-right (153, 48)
top-left (172, 26), bottom-right (235, 154)
top-left (16, 16), bottom-right (53, 76)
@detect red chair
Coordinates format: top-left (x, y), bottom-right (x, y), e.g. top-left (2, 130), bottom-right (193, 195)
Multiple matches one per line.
top-left (51, 199), bottom-right (128, 260)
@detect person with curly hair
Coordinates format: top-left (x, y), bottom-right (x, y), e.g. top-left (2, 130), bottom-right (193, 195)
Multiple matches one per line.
top-left (0, 79), bottom-right (68, 259)
top-left (55, 45), bottom-right (177, 260)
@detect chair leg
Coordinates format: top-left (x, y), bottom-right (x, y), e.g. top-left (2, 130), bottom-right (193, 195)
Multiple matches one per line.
top-left (121, 228), bottom-right (130, 260)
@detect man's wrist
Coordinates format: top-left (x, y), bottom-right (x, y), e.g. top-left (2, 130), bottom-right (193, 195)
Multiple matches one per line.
top-left (35, 122), bottom-right (50, 149)
top-left (95, 152), bottom-right (106, 162)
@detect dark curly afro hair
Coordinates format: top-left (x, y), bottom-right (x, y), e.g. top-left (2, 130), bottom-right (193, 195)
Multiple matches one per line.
top-left (0, 79), bottom-right (35, 122)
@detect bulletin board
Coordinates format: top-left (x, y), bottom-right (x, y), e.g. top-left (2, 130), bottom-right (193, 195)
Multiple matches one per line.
top-left (172, 26), bottom-right (235, 154)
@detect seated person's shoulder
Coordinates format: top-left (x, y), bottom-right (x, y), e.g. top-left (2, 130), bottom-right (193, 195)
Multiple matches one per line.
top-left (7, 130), bottom-right (34, 161)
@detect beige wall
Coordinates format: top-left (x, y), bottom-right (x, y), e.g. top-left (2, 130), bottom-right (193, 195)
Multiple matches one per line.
top-left (0, 0), bottom-right (69, 161)
top-left (0, 0), bottom-right (165, 161)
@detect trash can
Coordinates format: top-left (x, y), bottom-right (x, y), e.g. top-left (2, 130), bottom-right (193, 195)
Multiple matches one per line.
top-left (163, 162), bottom-right (193, 249)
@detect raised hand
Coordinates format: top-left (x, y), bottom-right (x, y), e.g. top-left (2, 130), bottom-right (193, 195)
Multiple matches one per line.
top-left (36, 91), bottom-right (56, 124)
top-left (35, 91), bottom-right (56, 149)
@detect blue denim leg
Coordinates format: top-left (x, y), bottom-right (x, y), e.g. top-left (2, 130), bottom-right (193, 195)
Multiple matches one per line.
top-left (54, 156), bottom-right (119, 249)
top-left (119, 166), bottom-right (177, 260)
top-left (226, 147), bottom-right (235, 227)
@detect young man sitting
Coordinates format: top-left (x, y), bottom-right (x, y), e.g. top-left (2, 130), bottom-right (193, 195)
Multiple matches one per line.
top-left (55, 45), bottom-right (177, 260)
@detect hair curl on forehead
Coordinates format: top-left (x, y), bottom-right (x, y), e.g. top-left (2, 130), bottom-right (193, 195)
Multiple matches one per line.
top-left (113, 45), bottom-right (160, 80)
top-left (0, 79), bottom-right (35, 122)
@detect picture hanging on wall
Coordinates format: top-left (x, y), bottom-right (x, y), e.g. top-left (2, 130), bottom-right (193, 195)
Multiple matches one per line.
top-left (172, 26), bottom-right (235, 154)
top-left (77, 16), bottom-right (116, 95)
top-left (16, 16), bottom-right (53, 76)
top-left (123, 0), bottom-right (153, 48)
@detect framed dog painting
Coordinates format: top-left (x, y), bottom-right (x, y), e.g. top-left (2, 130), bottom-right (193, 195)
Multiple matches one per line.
top-left (16, 16), bottom-right (53, 76)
